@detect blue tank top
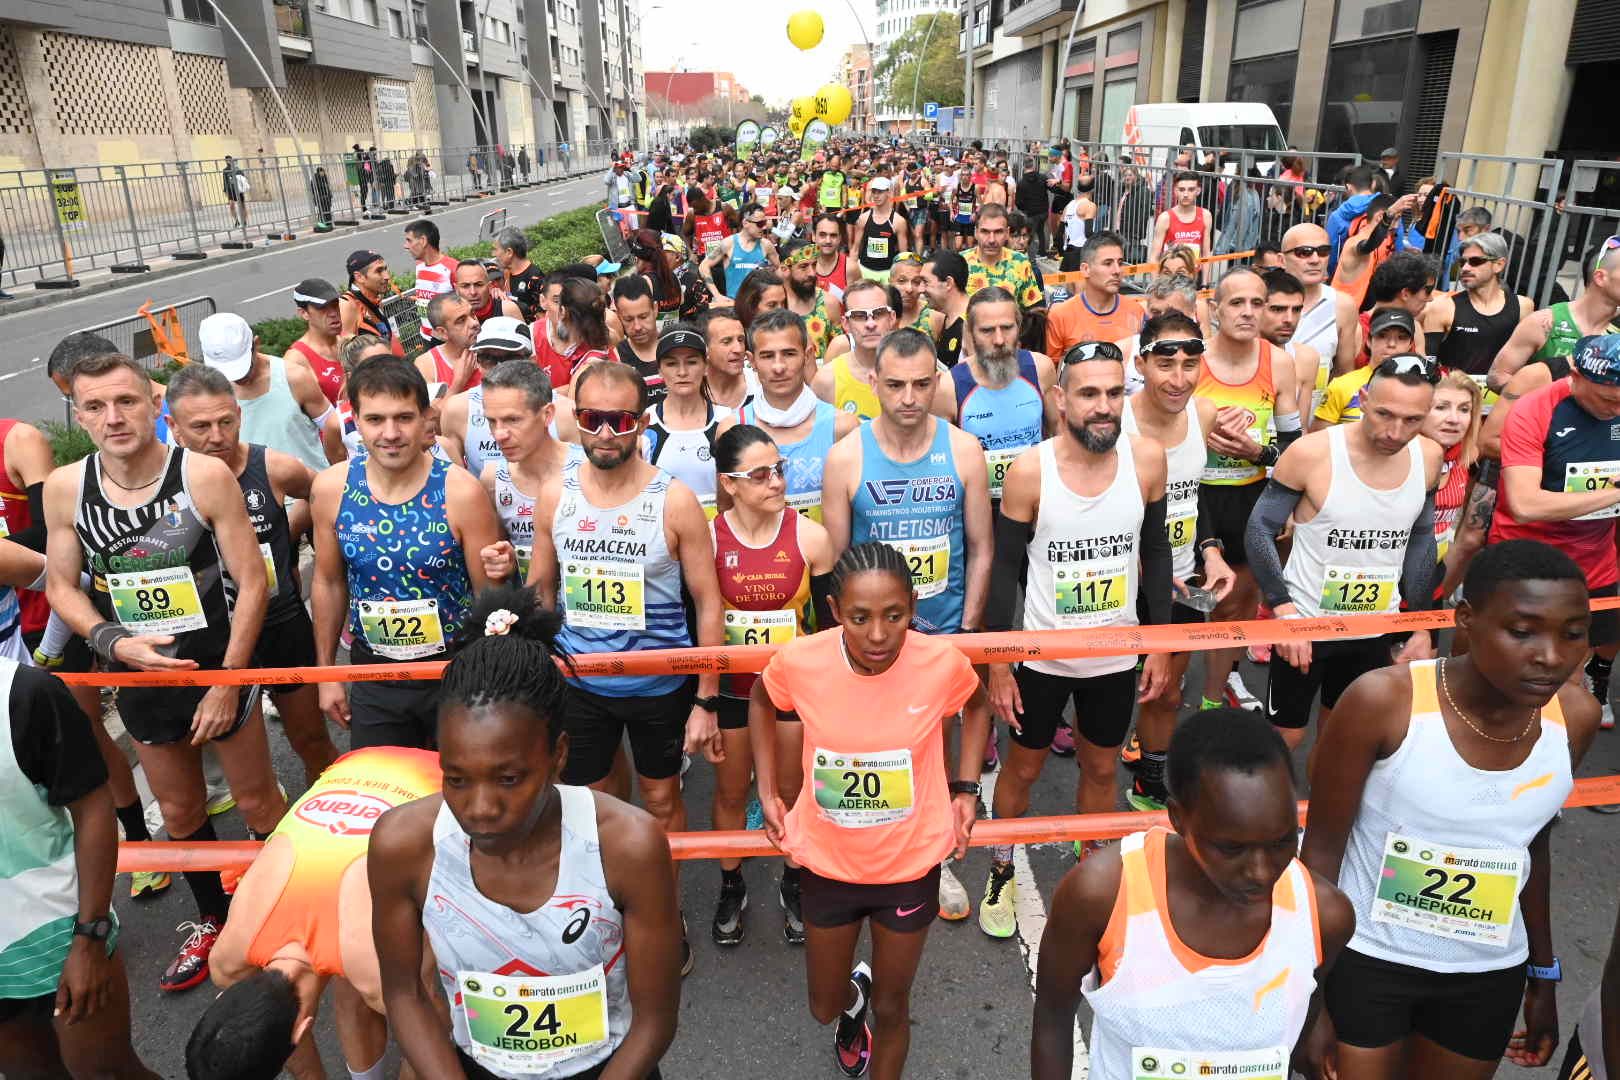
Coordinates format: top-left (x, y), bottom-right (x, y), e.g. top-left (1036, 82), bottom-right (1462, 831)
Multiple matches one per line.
top-left (725, 233), bottom-right (769, 296)
top-left (336, 456), bottom-right (473, 662)
top-left (850, 418), bottom-right (966, 634)
top-left (740, 399), bottom-right (838, 521)
top-left (552, 459), bottom-right (690, 696)
top-left (952, 351), bottom-right (1044, 502)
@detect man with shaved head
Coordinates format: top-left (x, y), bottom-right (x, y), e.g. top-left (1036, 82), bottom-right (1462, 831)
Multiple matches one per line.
top-left (1281, 222), bottom-right (1360, 377)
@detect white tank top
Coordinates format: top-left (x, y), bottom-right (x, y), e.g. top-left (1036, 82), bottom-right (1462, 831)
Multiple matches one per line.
top-left (424, 786), bottom-right (631, 1079)
top-left (1122, 399), bottom-right (1203, 580)
top-left (462, 386), bottom-right (500, 479)
top-left (1082, 828), bottom-right (1322, 1080)
top-left (493, 462), bottom-right (537, 581)
top-left (1023, 435), bottom-right (1142, 679)
top-left (642, 402), bottom-right (732, 515)
top-left (1282, 425), bottom-right (1425, 633)
top-left (1295, 285), bottom-right (1342, 366)
top-left (1338, 660), bottom-right (1571, 972)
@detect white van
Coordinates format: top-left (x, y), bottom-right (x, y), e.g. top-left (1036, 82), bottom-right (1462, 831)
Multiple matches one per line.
top-left (1122, 102), bottom-right (1288, 165)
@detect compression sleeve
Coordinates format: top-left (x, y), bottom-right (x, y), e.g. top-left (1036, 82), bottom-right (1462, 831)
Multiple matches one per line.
top-left (1139, 495), bottom-right (1173, 626)
top-left (1356, 219), bottom-right (1391, 256)
top-left (1274, 409), bottom-right (1303, 453)
top-left (9, 481), bottom-right (47, 553)
top-left (811, 572), bottom-right (836, 631)
top-left (1401, 489), bottom-right (1439, 611)
top-left (1246, 479), bottom-right (1304, 609)
top-left (985, 509), bottom-right (1033, 633)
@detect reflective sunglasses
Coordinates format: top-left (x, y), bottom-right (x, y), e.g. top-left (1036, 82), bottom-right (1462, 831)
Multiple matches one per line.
top-left (846, 306), bottom-right (894, 323)
top-left (1595, 235), bottom-right (1620, 275)
top-left (1374, 353), bottom-right (1440, 384)
top-left (1144, 337), bottom-right (1206, 357)
top-left (1063, 341), bottom-right (1125, 364)
top-left (1456, 255), bottom-right (1498, 268)
top-left (1284, 244), bottom-right (1333, 259)
top-left (575, 408), bottom-right (642, 435)
top-left (720, 460), bottom-right (786, 483)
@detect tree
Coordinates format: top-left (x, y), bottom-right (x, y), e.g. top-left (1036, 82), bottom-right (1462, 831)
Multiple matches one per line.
top-left (875, 13), bottom-right (964, 116)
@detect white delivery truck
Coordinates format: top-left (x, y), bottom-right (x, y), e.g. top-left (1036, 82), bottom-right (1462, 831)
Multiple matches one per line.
top-left (1121, 102), bottom-right (1288, 168)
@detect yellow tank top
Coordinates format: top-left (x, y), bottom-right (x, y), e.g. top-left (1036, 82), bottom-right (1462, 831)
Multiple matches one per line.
top-left (832, 354), bottom-right (881, 420)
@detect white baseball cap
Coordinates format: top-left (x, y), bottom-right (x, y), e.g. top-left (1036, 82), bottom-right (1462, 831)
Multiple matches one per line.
top-left (198, 312), bottom-right (255, 382)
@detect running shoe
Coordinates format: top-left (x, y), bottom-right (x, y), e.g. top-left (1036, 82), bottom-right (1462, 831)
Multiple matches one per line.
top-left (1603, 704), bottom-right (1615, 731)
top-left (937, 861), bottom-right (970, 921)
top-left (982, 727), bottom-right (1000, 772)
top-left (779, 873), bottom-right (806, 945)
top-left (834, 962), bottom-right (874, 1078)
top-left (978, 863), bottom-right (1016, 939)
top-left (1125, 777), bottom-right (1166, 812)
top-left (129, 870), bottom-right (171, 900)
top-left (205, 789), bottom-right (237, 817)
top-left (1073, 839), bottom-right (1110, 861)
top-left (160, 919), bottom-right (221, 993)
top-left (712, 876), bottom-right (748, 946)
top-left (680, 918), bottom-right (694, 977)
top-left (1224, 671), bottom-right (1262, 711)
top-left (1051, 723), bottom-right (1076, 757)
top-left (1118, 729), bottom-right (1141, 766)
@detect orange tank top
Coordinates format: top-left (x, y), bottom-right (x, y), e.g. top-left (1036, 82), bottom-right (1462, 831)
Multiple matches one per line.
top-left (246, 747), bottom-right (442, 975)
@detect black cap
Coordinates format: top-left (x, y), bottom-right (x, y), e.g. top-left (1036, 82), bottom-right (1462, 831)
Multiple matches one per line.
top-left (656, 327), bottom-right (706, 361)
top-left (345, 249), bottom-right (384, 278)
top-left (1368, 307), bottom-right (1417, 338)
top-left (291, 277), bottom-right (341, 307)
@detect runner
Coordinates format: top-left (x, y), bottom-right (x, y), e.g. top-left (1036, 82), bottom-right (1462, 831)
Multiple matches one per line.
top-left (527, 360), bottom-right (726, 972)
top-left (441, 317), bottom-right (536, 478)
top-left (697, 306), bottom-right (755, 414)
top-left (684, 190), bottom-right (733, 261)
top-left (948, 164), bottom-right (978, 252)
top-left (849, 177), bottom-right (907, 287)
top-left (454, 258), bottom-right (525, 324)
top-left (321, 334), bottom-right (397, 462)
top-left (285, 278), bottom-right (347, 407)
top-left (405, 218), bottom-right (459, 342)
top-left (921, 250), bottom-right (971, 369)
top-left (642, 323), bottom-right (736, 517)
top-left (978, 338), bottom-right (1172, 937)
top-left (1248, 353), bottom-right (1443, 749)
top-left (338, 249), bottom-right (404, 357)
top-left (950, 286), bottom-right (1057, 508)
top-left (310, 356), bottom-right (501, 750)
top-left (1032, 706), bottom-right (1355, 1080)
top-left (701, 203), bottom-right (779, 302)
top-left (369, 584), bottom-right (682, 1078)
top-left (963, 204), bottom-right (1043, 316)
top-left (0, 655), bottom-right (160, 1080)
top-left (889, 254), bottom-right (939, 338)
top-left (750, 540), bottom-right (992, 1080)
top-left (1118, 312), bottom-right (1239, 811)
top-left (198, 311), bottom-right (333, 473)
top-left (43, 351), bottom-right (284, 992)
top-left (495, 227), bottom-right (545, 322)
top-left (477, 361), bottom-right (575, 590)
top-left (414, 293), bottom-right (483, 395)
top-left (185, 747), bottom-right (442, 1080)
top-left (709, 425), bottom-right (836, 947)
top-left (1280, 222), bottom-right (1360, 374)
top-left (1315, 309), bottom-right (1422, 428)
top-left (1193, 267), bottom-right (1303, 712)
top-left (1424, 232), bottom-right (1531, 380)
top-left (1427, 372), bottom-right (1486, 602)
top-left (164, 365), bottom-right (336, 787)
top-left (812, 280), bottom-right (897, 421)
top-left (536, 277), bottom-right (614, 394)
top-left (811, 213), bottom-right (850, 301)
top-left (1492, 334), bottom-right (1620, 726)
top-left (781, 241), bottom-right (845, 364)
top-left (1149, 171), bottom-right (1214, 264)
top-left (611, 275), bottom-right (666, 403)
top-left (1301, 539), bottom-right (1599, 1078)
top-left (1259, 268), bottom-right (1330, 423)
top-left (1045, 231), bottom-right (1144, 360)
top-left (1487, 240), bottom-right (1620, 393)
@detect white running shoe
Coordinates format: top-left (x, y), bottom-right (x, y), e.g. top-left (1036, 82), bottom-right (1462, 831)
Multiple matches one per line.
top-left (938, 861), bottom-right (971, 921)
top-left (1225, 670), bottom-right (1262, 711)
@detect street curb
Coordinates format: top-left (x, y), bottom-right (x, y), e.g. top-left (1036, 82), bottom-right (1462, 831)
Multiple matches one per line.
top-left (0, 172), bottom-right (599, 319)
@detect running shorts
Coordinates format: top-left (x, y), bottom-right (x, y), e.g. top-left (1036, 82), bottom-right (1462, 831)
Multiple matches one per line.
top-left (118, 676), bottom-right (262, 747)
top-left (252, 607), bottom-right (318, 697)
top-left (1010, 666), bottom-right (1138, 751)
top-left (1197, 481), bottom-right (1265, 567)
top-left (1325, 947), bottom-right (1525, 1061)
top-left (1263, 636), bottom-right (1392, 729)
top-left (800, 864), bottom-right (940, 933)
top-left (560, 679), bottom-right (695, 784)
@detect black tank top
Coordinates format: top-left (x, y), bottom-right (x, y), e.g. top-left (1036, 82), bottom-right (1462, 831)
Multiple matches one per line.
top-left (237, 444), bottom-right (301, 625)
top-left (1434, 290), bottom-right (1522, 376)
top-left (616, 338), bottom-right (666, 404)
top-left (938, 316), bottom-right (965, 368)
top-left (75, 446), bottom-right (233, 665)
top-left (860, 209), bottom-right (898, 272)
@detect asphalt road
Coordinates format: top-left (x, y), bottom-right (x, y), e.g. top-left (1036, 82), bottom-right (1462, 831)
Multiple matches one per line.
top-left (110, 656), bottom-right (1620, 1080)
top-left (0, 174), bottom-right (608, 429)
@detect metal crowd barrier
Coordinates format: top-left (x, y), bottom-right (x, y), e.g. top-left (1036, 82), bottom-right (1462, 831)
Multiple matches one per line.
top-left (75, 295), bottom-right (217, 374)
top-left (0, 139), bottom-right (620, 290)
top-left (1548, 160), bottom-right (1620, 304)
top-left (1435, 152), bottom-right (1567, 304)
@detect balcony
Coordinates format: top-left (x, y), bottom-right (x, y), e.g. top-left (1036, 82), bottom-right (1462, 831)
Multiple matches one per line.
top-left (276, 0), bottom-right (313, 53)
top-left (997, 0), bottom-right (1077, 38)
top-left (462, 28), bottom-right (479, 60)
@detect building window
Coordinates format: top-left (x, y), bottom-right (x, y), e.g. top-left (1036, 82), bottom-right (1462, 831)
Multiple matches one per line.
top-left (1332, 0), bottom-right (1418, 42)
top-left (1100, 75), bottom-right (1137, 144)
top-left (388, 6), bottom-right (405, 35)
top-left (1229, 52), bottom-right (1296, 132)
top-left (168, 0), bottom-right (218, 22)
top-left (1320, 35), bottom-right (1411, 157)
top-left (1232, 0), bottom-right (1303, 61)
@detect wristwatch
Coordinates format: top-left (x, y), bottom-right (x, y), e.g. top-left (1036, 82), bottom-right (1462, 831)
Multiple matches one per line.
top-left (1526, 958), bottom-right (1562, 982)
top-left (948, 780), bottom-right (982, 797)
top-left (72, 916), bottom-right (113, 943)
top-left (1197, 538), bottom-right (1225, 556)
top-left (693, 695), bottom-right (722, 713)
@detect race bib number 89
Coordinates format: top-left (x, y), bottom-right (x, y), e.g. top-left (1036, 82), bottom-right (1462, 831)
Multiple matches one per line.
top-left (107, 566), bottom-right (208, 635)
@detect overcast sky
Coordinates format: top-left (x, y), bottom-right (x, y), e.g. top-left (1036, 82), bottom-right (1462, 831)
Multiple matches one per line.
top-left (638, 0), bottom-right (878, 106)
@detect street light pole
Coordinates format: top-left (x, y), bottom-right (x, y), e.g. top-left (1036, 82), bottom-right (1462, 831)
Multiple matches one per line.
top-left (910, 11), bottom-right (941, 131)
top-left (1049, 0), bottom-right (1088, 142)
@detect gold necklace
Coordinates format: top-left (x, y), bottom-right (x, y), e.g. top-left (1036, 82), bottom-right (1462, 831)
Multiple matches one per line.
top-left (1440, 659), bottom-right (1539, 744)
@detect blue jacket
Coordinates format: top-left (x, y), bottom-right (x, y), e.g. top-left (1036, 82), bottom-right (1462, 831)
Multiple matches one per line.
top-left (1327, 192), bottom-right (1425, 275)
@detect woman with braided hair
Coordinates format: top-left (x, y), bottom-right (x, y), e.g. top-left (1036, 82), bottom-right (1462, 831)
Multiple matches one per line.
top-left (369, 584), bottom-right (681, 1080)
top-left (749, 541), bottom-right (993, 1080)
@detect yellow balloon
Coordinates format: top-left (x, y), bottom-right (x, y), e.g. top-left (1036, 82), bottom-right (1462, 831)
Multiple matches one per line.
top-left (815, 83), bottom-right (853, 126)
top-left (788, 115), bottom-right (806, 137)
top-left (786, 10), bottom-right (824, 51)
top-left (791, 96), bottom-right (815, 123)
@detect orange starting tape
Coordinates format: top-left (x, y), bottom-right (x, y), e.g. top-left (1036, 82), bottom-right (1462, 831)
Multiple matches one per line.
top-left (115, 775), bottom-right (1620, 873)
top-left (58, 600), bottom-right (1620, 689)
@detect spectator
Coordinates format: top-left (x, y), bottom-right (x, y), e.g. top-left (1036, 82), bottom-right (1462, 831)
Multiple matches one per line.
top-left (222, 154), bottom-right (249, 229)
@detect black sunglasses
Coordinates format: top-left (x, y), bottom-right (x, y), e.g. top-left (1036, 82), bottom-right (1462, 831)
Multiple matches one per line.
top-left (1284, 244), bottom-right (1333, 258)
top-left (1374, 353), bottom-right (1440, 384)
top-left (1063, 341), bottom-right (1125, 364)
top-left (1145, 338), bottom-right (1206, 357)
top-left (1457, 255), bottom-right (1498, 268)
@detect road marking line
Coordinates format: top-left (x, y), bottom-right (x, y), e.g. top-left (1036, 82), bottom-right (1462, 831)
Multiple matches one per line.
top-left (240, 283), bottom-right (293, 304)
top-left (0, 356), bottom-right (42, 382)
